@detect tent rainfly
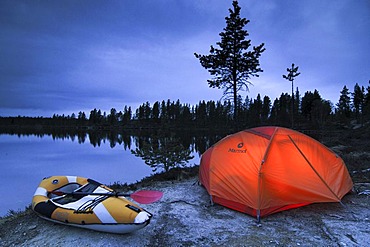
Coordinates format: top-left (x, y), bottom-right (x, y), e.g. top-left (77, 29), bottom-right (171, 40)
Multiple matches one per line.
top-left (199, 126), bottom-right (353, 221)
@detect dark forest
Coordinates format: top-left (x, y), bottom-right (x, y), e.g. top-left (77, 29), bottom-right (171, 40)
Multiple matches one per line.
top-left (1, 81), bottom-right (369, 135)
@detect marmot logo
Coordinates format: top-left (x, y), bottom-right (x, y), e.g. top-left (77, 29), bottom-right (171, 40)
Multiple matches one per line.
top-left (228, 148), bottom-right (247, 153)
top-left (228, 143), bottom-right (247, 153)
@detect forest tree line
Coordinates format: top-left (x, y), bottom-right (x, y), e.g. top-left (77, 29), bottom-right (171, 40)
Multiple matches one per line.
top-left (1, 81), bottom-right (369, 132)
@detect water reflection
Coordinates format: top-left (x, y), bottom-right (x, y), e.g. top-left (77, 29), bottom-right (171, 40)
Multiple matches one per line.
top-left (131, 134), bottom-right (194, 172)
top-left (0, 130), bottom-right (227, 216)
top-left (2, 128), bottom-right (229, 177)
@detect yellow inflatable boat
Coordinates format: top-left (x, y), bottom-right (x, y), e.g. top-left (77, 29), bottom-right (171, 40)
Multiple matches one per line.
top-left (32, 176), bottom-right (153, 234)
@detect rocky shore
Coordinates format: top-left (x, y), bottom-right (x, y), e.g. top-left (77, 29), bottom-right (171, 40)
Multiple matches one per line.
top-left (1, 174), bottom-right (369, 246)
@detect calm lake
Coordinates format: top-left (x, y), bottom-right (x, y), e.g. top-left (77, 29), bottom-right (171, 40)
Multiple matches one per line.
top-left (0, 133), bottom-right (202, 216)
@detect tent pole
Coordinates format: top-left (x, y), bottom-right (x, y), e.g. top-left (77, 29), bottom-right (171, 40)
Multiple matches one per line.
top-left (256, 127), bottom-right (278, 224)
top-left (287, 135), bottom-right (342, 202)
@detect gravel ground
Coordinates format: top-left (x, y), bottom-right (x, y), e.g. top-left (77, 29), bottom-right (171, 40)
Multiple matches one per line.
top-left (1, 178), bottom-right (369, 247)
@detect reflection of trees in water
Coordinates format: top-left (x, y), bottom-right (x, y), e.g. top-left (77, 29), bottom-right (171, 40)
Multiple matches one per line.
top-left (84, 131), bottom-right (133, 150)
top-left (2, 129), bottom-right (226, 172)
top-left (131, 134), bottom-right (194, 173)
top-left (131, 137), bottom-right (194, 172)
top-left (3, 129), bottom-right (226, 154)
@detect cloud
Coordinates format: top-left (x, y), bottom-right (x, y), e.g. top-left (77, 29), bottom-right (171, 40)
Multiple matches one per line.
top-left (67, 31), bottom-right (224, 109)
top-left (0, 0), bottom-right (369, 117)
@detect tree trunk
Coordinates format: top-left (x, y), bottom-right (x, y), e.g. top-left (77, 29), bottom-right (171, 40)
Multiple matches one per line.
top-left (233, 69), bottom-right (238, 129)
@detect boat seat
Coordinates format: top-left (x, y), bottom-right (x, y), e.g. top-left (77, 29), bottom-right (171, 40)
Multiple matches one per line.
top-left (52, 181), bottom-right (101, 205)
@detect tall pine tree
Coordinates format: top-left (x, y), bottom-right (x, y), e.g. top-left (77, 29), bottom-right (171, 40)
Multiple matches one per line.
top-left (283, 63), bottom-right (300, 128)
top-left (352, 83), bottom-right (365, 123)
top-left (194, 1), bottom-right (265, 122)
top-left (336, 86), bottom-right (351, 124)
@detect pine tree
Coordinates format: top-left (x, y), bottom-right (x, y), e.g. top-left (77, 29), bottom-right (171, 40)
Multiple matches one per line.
top-left (336, 86), bottom-right (351, 124)
top-left (352, 83), bottom-right (365, 123)
top-left (152, 101), bottom-right (160, 122)
top-left (364, 80), bottom-right (370, 121)
top-left (283, 63), bottom-right (301, 128)
top-left (261, 95), bottom-right (271, 124)
top-left (194, 0), bottom-right (265, 122)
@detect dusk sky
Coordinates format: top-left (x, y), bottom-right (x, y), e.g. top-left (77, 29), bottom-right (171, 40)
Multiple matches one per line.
top-left (1, 0), bottom-right (369, 117)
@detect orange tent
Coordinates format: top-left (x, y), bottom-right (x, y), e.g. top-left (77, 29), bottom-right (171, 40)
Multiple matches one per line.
top-left (199, 126), bottom-right (353, 220)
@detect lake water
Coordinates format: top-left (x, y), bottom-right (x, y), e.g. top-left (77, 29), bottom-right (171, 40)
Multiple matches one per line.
top-left (0, 134), bottom-right (200, 216)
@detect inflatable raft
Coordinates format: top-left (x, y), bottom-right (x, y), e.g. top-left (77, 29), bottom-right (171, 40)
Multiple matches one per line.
top-left (32, 176), bottom-right (152, 234)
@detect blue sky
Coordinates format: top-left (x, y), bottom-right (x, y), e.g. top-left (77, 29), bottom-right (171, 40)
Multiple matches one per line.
top-left (1, 0), bottom-right (369, 117)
